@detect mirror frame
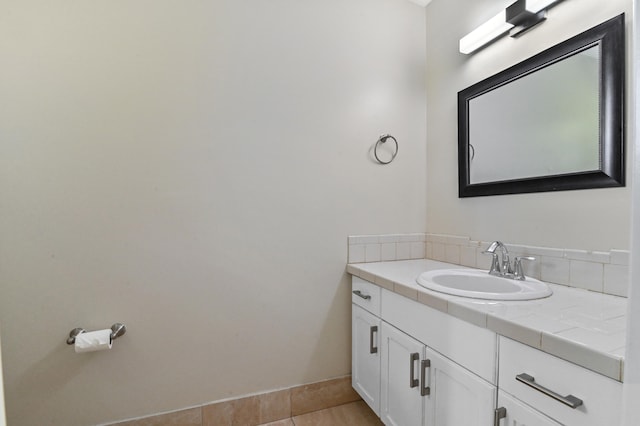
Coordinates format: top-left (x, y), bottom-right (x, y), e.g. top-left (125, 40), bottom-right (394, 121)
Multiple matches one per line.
top-left (458, 14), bottom-right (625, 198)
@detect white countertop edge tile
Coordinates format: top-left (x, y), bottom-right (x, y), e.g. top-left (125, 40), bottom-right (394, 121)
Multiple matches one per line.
top-left (347, 259), bottom-right (626, 382)
top-left (541, 332), bottom-right (623, 381)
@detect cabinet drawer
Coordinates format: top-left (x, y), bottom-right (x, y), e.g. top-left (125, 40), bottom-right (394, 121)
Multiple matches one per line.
top-left (498, 336), bottom-right (622, 426)
top-left (352, 277), bottom-right (381, 316)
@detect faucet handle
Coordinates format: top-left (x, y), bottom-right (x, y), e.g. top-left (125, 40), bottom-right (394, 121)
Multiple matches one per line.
top-left (482, 250), bottom-right (502, 276)
top-left (514, 256), bottom-right (536, 280)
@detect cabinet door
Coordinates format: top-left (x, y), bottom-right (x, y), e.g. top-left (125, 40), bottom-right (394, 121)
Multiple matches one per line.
top-left (352, 304), bottom-right (381, 415)
top-left (497, 391), bottom-right (561, 426)
top-left (424, 348), bottom-right (495, 426)
top-left (380, 322), bottom-right (425, 426)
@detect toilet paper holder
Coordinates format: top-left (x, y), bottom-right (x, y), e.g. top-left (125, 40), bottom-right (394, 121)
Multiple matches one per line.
top-left (66, 323), bottom-right (127, 345)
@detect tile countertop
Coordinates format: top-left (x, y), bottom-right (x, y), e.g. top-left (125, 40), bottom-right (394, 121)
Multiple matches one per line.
top-left (346, 259), bottom-right (627, 382)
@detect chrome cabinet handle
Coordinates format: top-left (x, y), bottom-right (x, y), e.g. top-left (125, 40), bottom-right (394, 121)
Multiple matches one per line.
top-left (352, 290), bottom-right (371, 300)
top-left (516, 373), bottom-right (583, 408)
top-left (420, 359), bottom-right (431, 396)
top-left (409, 353), bottom-right (419, 388)
top-left (494, 407), bottom-right (506, 426)
top-left (369, 326), bottom-right (378, 354)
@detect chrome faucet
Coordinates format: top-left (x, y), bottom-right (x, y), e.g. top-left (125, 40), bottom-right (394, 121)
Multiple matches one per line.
top-left (483, 241), bottom-right (535, 281)
top-left (483, 241), bottom-right (512, 276)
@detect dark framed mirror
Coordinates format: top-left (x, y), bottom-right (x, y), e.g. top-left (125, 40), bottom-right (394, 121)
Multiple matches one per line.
top-left (458, 14), bottom-right (625, 198)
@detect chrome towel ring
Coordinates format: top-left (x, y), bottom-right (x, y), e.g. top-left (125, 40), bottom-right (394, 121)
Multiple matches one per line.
top-left (374, 134), bottom-right (398, 165)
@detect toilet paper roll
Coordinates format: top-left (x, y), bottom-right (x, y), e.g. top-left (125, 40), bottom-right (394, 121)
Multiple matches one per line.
top-left (74, 329), bottom-right (113, 353)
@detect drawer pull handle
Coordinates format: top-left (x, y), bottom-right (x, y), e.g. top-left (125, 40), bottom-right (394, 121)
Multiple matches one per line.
top-left (420, 359), bottom-right (431, 396)
top-left (369, 326), bottom-right (378, 354)
top-left (353, 290), bottom-right (371, 300)
top-left (409, 353), bottom-right (419, 388)
top-left (494, 407), bottom-right (506, 426)
top-left (515, 373), bottom-right (583, 409)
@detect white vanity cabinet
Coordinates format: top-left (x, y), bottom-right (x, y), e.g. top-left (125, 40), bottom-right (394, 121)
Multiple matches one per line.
top-left (352, 277), bottom-right (497, 426)
top-left (351, 269), bottom-right (625, 426)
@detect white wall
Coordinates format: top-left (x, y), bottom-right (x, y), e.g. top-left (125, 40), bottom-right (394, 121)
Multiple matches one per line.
top-left (623, 1), bottom-right (640, 423)
top-left (426, 0), bottom-right (632, 251)
top-left (0, 1), bottom-right (427, 424)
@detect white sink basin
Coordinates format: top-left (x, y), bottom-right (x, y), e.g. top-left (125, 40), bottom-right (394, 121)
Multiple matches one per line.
top-left (416, 269), bottom-right (552, 301)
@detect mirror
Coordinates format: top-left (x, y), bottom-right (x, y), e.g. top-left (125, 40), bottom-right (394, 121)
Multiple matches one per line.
top-left (458, 14), bottom-right (625, 197)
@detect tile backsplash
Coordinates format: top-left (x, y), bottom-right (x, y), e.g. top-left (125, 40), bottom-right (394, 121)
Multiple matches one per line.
top-left (348, 233), bottom-right (426, 263)
top-left (348, 233), bottom-right (630, 298)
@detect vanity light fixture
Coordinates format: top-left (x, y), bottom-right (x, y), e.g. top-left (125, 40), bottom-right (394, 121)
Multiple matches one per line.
top-left (459, 0), bottom-right (566, 54)
top-left (459, 10), bottom-right (514, 55)
top-left (525, 0), bottom-right (561, 13)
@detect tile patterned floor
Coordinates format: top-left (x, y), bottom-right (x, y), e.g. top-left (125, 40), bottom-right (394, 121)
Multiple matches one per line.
top-left (259, 401), bottom-right (383, 426)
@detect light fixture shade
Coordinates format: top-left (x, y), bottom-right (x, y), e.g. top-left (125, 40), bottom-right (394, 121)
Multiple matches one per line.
top-left (525, 0), bottom-right (558, 13)
top-left (459, 10), bottom-right (515, 54)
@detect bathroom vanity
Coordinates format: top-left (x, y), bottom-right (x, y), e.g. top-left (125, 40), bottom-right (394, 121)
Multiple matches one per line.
top-left (349, 259), bottom-right (624, 426)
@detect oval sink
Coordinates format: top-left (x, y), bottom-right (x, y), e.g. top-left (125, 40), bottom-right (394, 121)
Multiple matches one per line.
top-left (416, 269), bottom-right (552, 301)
